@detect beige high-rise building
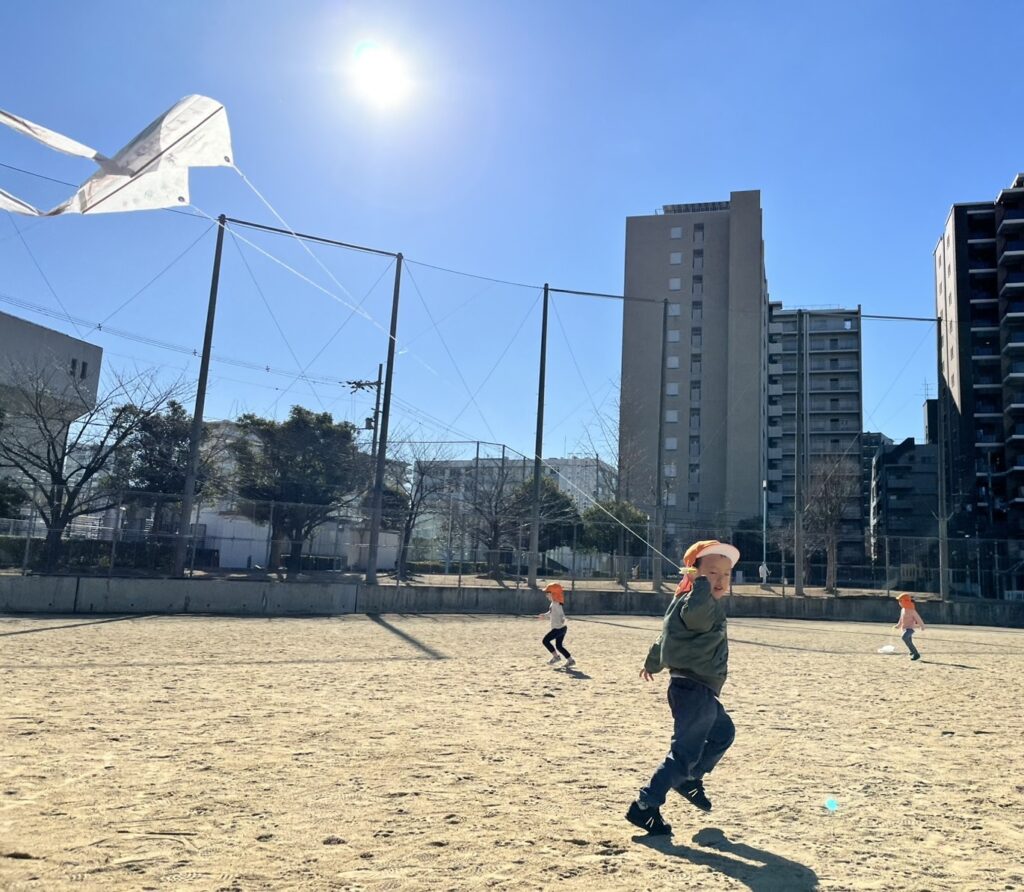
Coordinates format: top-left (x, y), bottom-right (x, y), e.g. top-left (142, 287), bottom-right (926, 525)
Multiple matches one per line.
top-left (619, 191), bottom-right (768, 540)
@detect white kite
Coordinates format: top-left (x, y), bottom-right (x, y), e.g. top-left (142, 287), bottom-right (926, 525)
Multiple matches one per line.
top-left (0, 94), bottom-right (232, 216)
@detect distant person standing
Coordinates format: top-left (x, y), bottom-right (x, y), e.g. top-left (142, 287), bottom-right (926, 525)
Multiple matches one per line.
top-left (538, 583), bottom-right (575, 667)
top-left (895, 593), bottom-right (925, 661)
top-left (758, 562), bottom-right (769, 586)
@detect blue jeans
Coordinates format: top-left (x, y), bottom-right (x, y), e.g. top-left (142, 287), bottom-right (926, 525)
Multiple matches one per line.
top-left (639, 677), bottom-right (735, 807)
top-left (902, 629), bottom-right (919, 657)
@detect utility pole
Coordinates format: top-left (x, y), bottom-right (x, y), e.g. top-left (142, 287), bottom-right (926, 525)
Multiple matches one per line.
top-left (175, 214), bottom-right (226, 577)
top-left (794, 309), bottom-right (806, 595)
top-left (366, 254), bottom-right (403, 585)
top-left (653, 299), bottom-right (669, 590)
top-left (528, 284), bottom-right (550, 588)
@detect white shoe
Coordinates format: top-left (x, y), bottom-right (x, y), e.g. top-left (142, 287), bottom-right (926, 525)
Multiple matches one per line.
top-left (564, 658), bottom-right (576, 668)
top-left (547, 654), bottom-right (561, 665)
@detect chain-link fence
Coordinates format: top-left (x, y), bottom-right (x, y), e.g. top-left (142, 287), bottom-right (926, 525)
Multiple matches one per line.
top-left (4, 488), bottom-right (1022, 600)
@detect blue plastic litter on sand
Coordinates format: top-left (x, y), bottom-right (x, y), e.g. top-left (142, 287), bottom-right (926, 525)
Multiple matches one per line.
top-left (824, 798), bottom-right (839, 812)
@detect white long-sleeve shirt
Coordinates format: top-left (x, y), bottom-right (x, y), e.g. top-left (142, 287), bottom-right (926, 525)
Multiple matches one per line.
top-left (543, 602), bottom-right (566, 629)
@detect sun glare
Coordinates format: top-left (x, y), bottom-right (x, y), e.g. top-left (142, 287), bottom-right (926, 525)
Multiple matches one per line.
top-left (350, 40), bottom-right (413, 109)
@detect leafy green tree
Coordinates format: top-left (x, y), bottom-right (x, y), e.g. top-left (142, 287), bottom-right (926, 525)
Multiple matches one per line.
top-left (581, 499), bottom-right (648, 580)
top-left (509, 476), bottom-right (581, 555)
top-left (231, 407), bottom-right (371, 572)
top-left (111, 400), bottom-right (226, 534)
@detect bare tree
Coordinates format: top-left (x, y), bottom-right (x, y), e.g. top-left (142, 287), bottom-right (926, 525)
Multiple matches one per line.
top-left (465, 454), bottom-right (524, 578)
top-left (386, 436), bottom-right (457, 580)
top-left (0, 366), bottom-right (185, 571)
top-left (803, 458), bottom-right (861, 594)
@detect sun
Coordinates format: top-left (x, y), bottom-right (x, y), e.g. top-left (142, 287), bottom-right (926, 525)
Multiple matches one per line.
top-left (350, 40), bottom-right (413, 109)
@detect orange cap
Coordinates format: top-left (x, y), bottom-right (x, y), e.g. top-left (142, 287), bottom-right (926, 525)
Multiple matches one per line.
top-left (674, 540), bottom-right (740, 597)
top-left (898, 593), bottom-right (914, 609)
top-left (544, 583), bottom-right (565, 603)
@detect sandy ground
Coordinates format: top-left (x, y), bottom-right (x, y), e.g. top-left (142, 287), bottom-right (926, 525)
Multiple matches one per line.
top-left (1, 612), bottom-right (1022, 891)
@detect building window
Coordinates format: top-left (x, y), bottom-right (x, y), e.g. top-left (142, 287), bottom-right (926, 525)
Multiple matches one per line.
top-left (690, 356), bottom-right (702, 376)
top-left (690, 409), bottom-right (700, 431)
top-left (665, 437), bottom-right (678, 451)
top-left (690, 381), bottom-right (701, 403)
top-left (69, 358), bottom-right (77, 376)
top-left (829, 377), bottom-right (839, 390)
top-left (830, 398), bottom-right (839, 409)
top-left (666, 409), bottom-right (679, 423)
top-left (669, 251), bottom-right (682, 265)
top-left (829, 337), bottom-right (839, 349)
top-left (667, 355), bottom-right (680, 369)
top-left (80, 361), bottom-right (88, 380)
top-left (693, 250), bottom-right (703, 272)
top-left (829, 358), bottom-right (838, 369)
top-left (843, 319), bottom-right (852, 330)
top-left (666, 382), bottom-right (679, 396)
top-left (688, 463), bottom-right (700, 484)
top-left (688, 493), bottom-right (699, 508)
top-left (693, 223), bottom-right (704, 245)
top-left (665, 463), bottom-right (677, 477)
top-left (670, 226), bottom-right (682, 239)
top-left (668, 329), bottom-right (680, 343)
top-left (692, 300), bottom-right (703, 321)
top-left (689, 436), bottom-right (700, 457)
top-left (692, 276), bottom-right (703, 296)
top-left (668, 302), bottom-right (681, 317)
top-left (669, 277), bottom-right (682, 291)
top-left (666, 492), bottom-right (677, 507)
top-left (691, 328), bottom-right (702, 348)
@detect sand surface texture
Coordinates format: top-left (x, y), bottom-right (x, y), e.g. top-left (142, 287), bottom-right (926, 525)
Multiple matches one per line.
top-left (2, 612), bottom-right (1022, 891)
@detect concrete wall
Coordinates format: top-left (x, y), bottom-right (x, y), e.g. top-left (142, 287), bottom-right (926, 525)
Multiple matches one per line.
top-left (3, 576), bottom-right (1024, 628)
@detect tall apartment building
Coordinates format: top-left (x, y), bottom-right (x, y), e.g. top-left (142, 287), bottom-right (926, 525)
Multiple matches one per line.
top-left (765, 304), bottom-right (865, 562)
top-left (935, 173), bottom-right (1024, 537)
top-left (869, 437), bottom-right (938, 560)
top-left (620, 191), bottom-right (768, 537)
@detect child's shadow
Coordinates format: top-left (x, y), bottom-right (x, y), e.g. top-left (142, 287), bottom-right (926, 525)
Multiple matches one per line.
top-left (633, 827), bottom-right (818, 891)
top-left (557, 666), bottom-right (592, 680)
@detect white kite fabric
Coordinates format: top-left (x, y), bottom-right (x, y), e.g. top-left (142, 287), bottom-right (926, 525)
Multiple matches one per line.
top-left (0, 94), bottom-right (232, 216)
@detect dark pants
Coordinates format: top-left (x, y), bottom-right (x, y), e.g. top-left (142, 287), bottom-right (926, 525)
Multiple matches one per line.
top-left (902, 629), bottom-right (919, 657)
top-left (640, 677), bottom-right (735, 808)
top-left (542, 627), bottom-right (571, 658)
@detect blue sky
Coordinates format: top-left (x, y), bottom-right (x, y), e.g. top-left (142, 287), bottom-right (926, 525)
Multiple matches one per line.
top-left (1, 1), bottom-right (1021, 462)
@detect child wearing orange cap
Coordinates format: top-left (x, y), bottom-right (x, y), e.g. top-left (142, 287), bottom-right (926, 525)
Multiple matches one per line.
top-left (895, 593), bottom-right (925, 661)
top-left (537, 582), bottom-right (575, 668)
top-left (626, 539), bottom-right (739, 837)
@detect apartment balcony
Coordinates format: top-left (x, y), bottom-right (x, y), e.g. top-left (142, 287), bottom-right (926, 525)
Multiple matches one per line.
top-left (767, 491), bottom-right (784, 506)
top-left (808, 363), bottom-right (858, 373)
top-left (808, 384), bottom-right (859, 394)
top-left (767, 448), bottom-right (783, 461)
top-left (1000, 270), bottom-right (1024, 296)
top-left (768, 404), bottom-right (783, 417)
top-left (768, 383), bottom-right (782, 397)
top-left (1009, 459), bottom-right (1024, 477)
top-left (997, 208), bottom-right (1024, 234)
top-left (974, 403), bottom-right (1003, 418)
top-left (1005, 301), bottom-right (1024, 320)
top-left (1005, 361), bottom-right (1024, 381)
top-left (973, 373), bottom-right (1001, 389)
top-left (808, 342), bottom-right (859, 353)
top-left (808, 405), bottom-right (859, 414)
top-left (999, 238), bottom-right (1024, 259)
top-left (1002, 333), bottom-right (1024, 353)
top-left (969, 265), bottom-right (998, 276)
top-left (1005, 393), bottom-right (1024, 413)
top-left (768, 323), bottom-right (783, 335)
top-left (971, 319), bottom-right (1000, 332)
top-left (1009, 424), bottom-right (1024, 442)
top-left (767, 469), bottom-right (783, 482)
top-left (976, 435), bottom-right (1003, 448)
top-left (970, 291), bottom-right (998, 304)
top-left (971, 343), bottom-right (1000, 360)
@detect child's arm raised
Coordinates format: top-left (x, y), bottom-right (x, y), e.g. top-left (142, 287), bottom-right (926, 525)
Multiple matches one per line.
top-left (679, 576), bottom-right (717, 632)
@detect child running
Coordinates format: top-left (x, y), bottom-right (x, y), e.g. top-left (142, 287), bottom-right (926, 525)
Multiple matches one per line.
top-left (895, 593), bottom-right (925, 661)
top-left (626, 539), bottom-right (739, 836)
top-left (537, 582), bottom-right (575, 668)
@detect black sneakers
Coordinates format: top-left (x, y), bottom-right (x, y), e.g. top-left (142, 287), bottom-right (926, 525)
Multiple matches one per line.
top-left (626, 800), bottom-right (672, 835)
top-left (676, 779), bottom-right (712, 813)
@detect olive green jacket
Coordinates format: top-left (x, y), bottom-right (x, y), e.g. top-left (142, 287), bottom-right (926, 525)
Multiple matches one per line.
top-left (643, 576), bottom-right (729, 695)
